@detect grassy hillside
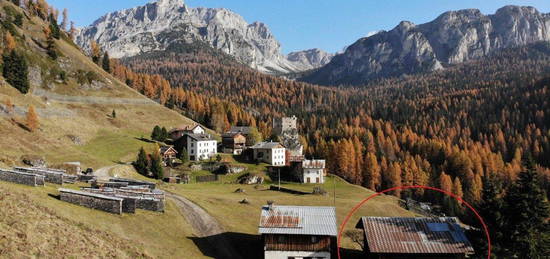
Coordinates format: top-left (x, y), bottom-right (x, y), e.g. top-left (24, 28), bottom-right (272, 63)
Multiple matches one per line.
top-left (0, 1), bottom-right (196, 169)
top-left (0, 180), bottom-right (208, 258)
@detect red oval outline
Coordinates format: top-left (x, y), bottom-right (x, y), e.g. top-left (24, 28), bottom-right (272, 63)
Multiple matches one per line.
top-left (337, 185), bottom-right (491, 259)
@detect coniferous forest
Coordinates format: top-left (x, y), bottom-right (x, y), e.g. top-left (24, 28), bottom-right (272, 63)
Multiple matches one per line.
top-left (108, 42), bottom-right (550, 256)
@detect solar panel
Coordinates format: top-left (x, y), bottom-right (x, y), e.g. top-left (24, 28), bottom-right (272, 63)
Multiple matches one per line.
top-left (450, 224), bottom-right (469, 242)
top-left (427, 223), bottom-right (450, 231)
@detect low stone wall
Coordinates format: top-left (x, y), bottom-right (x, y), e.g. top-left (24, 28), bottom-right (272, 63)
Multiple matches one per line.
top-left (0, 169), bottom-right (45, 187)
top-left (59, 188), bottom-right (123, 214)
top-left (120, 186), bottom-right (154, 192)
top-left (103, 182), bottom-right (129, 188)
top-left (14, 167), bottom-right (64, 185)
top-left (81, 188), bottom-right (164, 212)
top-left (110, 178), bottom-right (156, 189)
top-left (120, 196), bottom-right (137, 214)
top-left (136, 197), bottom-right (164, 212)
top-left (78, 175), bottom-right (96, 182)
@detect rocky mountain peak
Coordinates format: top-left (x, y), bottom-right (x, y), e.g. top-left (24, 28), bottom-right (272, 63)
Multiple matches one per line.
top-left (434, 9), bottom-right (483, 23)
top-left (302, 5), bottom-right (550, 86)
top-left (287, 48), bottom-right (335, 69)
top-left (396, 21), bottom-right (416, 31)
top-left (77, 0), bottom-right (324, 74)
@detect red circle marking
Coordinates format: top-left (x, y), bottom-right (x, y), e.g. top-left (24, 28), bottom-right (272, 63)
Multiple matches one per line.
top-left (337, 185), bottom-right (491, 259)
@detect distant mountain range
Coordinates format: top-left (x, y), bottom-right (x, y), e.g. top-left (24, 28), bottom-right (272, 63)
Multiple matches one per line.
top-left (302, 6), bottom-right (550, 86)
top-left (77, 2), bottom-right (550, 86)
top-left (76, 0), bottom-right (332, 75)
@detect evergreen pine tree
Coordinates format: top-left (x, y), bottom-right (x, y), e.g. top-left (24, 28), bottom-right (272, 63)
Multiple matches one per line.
top-left (44, 26), bottom-right (57, 60)
top-left (48, 13), bottom-right (60, 39)
top-left (102, 52), bottom-right (111, 72)
top-left (160, 127), bottom-right (168, 142)
top-left (503, 159), bottom-right (550, 257)
top-left (111, 109), bottom-right (116, 118)
top-left (134, 147), bottom-right (148, 176)
top-left (2, 50), bottom-right (29, 94)
top-left (151, 125), bottom-right (161, 141)
top-left (478, 177), bottom-right (506, 257)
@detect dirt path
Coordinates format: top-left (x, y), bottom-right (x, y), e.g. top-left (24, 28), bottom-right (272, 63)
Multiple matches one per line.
top-left (166, 192), bottom-right (243, 259)
top-left (93, 165), bottom-right (117, 181)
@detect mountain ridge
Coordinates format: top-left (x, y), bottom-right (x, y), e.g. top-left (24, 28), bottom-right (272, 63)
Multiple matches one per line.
top-left (76, 0), bottom-right (332, 74)
top-left (301, 5), bottom-right (550, 86)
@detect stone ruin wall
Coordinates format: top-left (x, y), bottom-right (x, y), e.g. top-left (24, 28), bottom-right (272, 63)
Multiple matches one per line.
top-left (14, 167), bottom-right (66, 185)
top-left (0, 169), bottom-right (45, 187)
top-left (59, 189), bottom-right (123, 214)
top-left (82, 188), bottom-right (164, 212)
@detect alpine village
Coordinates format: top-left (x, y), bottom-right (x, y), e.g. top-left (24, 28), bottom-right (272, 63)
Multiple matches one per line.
top-left (0, 0), bottom-right (549, 258)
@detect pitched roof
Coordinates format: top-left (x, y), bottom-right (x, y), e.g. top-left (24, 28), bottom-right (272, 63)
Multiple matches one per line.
top-left (302, 160), bottom-right (326, 169)
top-left (229, 126), bottom-right (252, 134)
top-left (356, 217), bottom-right (475, 255)
top-left (160, 146), bottom-right (178, 154)
top-left (186, 133), bottom-right (216, 141)
top-left (169, 124), bottom-right (203, 134)
top-left (222, 132), bottom-right (245, 138)
top-left (259, 205), bottom-right (337, 236)
top-left (251, 141), bottom-right (284, 149)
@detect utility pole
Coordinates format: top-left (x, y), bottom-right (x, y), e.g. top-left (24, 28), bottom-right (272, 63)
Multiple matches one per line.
top-left (333, 174), bottom-right (336, 206)
top-left (278, 167), bottom-right (281, 191)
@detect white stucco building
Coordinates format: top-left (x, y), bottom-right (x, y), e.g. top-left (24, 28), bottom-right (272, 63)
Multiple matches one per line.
top-left (250, 142), bottom-right (286, 166)
top-left (301, 159), bottom-right (326, 184)
top-left (185, 133), bottom-right (217, 161)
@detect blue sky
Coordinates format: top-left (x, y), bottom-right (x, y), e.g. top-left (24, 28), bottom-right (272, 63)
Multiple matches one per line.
top-left (48, 0), bottom-right (550, 54)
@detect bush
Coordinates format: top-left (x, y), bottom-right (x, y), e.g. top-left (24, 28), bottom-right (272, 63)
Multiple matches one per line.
top-left (2, 50), bottom-right (29, 94)
top-left (14, 14), bottom-right (23, 27)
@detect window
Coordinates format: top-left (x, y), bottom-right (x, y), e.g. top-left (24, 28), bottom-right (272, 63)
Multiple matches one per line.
top-left (278, 235), bottom-right (286, 242)
top-left (311, 236), bottom-right (318, 243)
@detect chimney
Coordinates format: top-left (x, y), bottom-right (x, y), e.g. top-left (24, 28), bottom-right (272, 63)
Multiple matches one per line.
top-left (267, 200), bottom-right (274, 211)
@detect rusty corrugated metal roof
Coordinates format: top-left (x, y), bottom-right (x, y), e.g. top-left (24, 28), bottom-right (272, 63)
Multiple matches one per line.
top-left (302, 159), bottom-right (326, 169)
top-left (259, 205), bottom-right (337, 236)
top-left (356, 217), bottom-right (475, 255)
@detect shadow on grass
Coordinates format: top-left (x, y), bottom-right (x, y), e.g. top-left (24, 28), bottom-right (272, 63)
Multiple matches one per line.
top-left (48, 193), bottom-right (60, 200)
top-left (134, 137), bottom-right (155, 143)
top-left (339, 247), bottom-right (364, 258)
top-left (188, 232), bottom-right (262, 259)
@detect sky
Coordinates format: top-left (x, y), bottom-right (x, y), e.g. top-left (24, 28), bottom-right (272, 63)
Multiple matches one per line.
top-left (48, 0), bottom-right (550, 54)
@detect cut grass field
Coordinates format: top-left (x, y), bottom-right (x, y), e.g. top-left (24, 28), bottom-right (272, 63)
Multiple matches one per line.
top-left (0, 180), bottom-right (208, 259)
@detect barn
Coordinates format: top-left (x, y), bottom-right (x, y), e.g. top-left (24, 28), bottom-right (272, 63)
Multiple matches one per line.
top-left (355, 217), bottom-right (475, 259)
top-left (259, 204), bottom-right (337, 259)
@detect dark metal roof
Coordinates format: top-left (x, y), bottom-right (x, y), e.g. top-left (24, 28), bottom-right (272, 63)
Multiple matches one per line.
top-left (229, 126), bottom-right (252, 134)
top-left (186, 133), bottom-right (216, 141)
top-left (251, 141), bottom-right (284, 149)
top-left (356, 217), bottom-right (475, 255)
